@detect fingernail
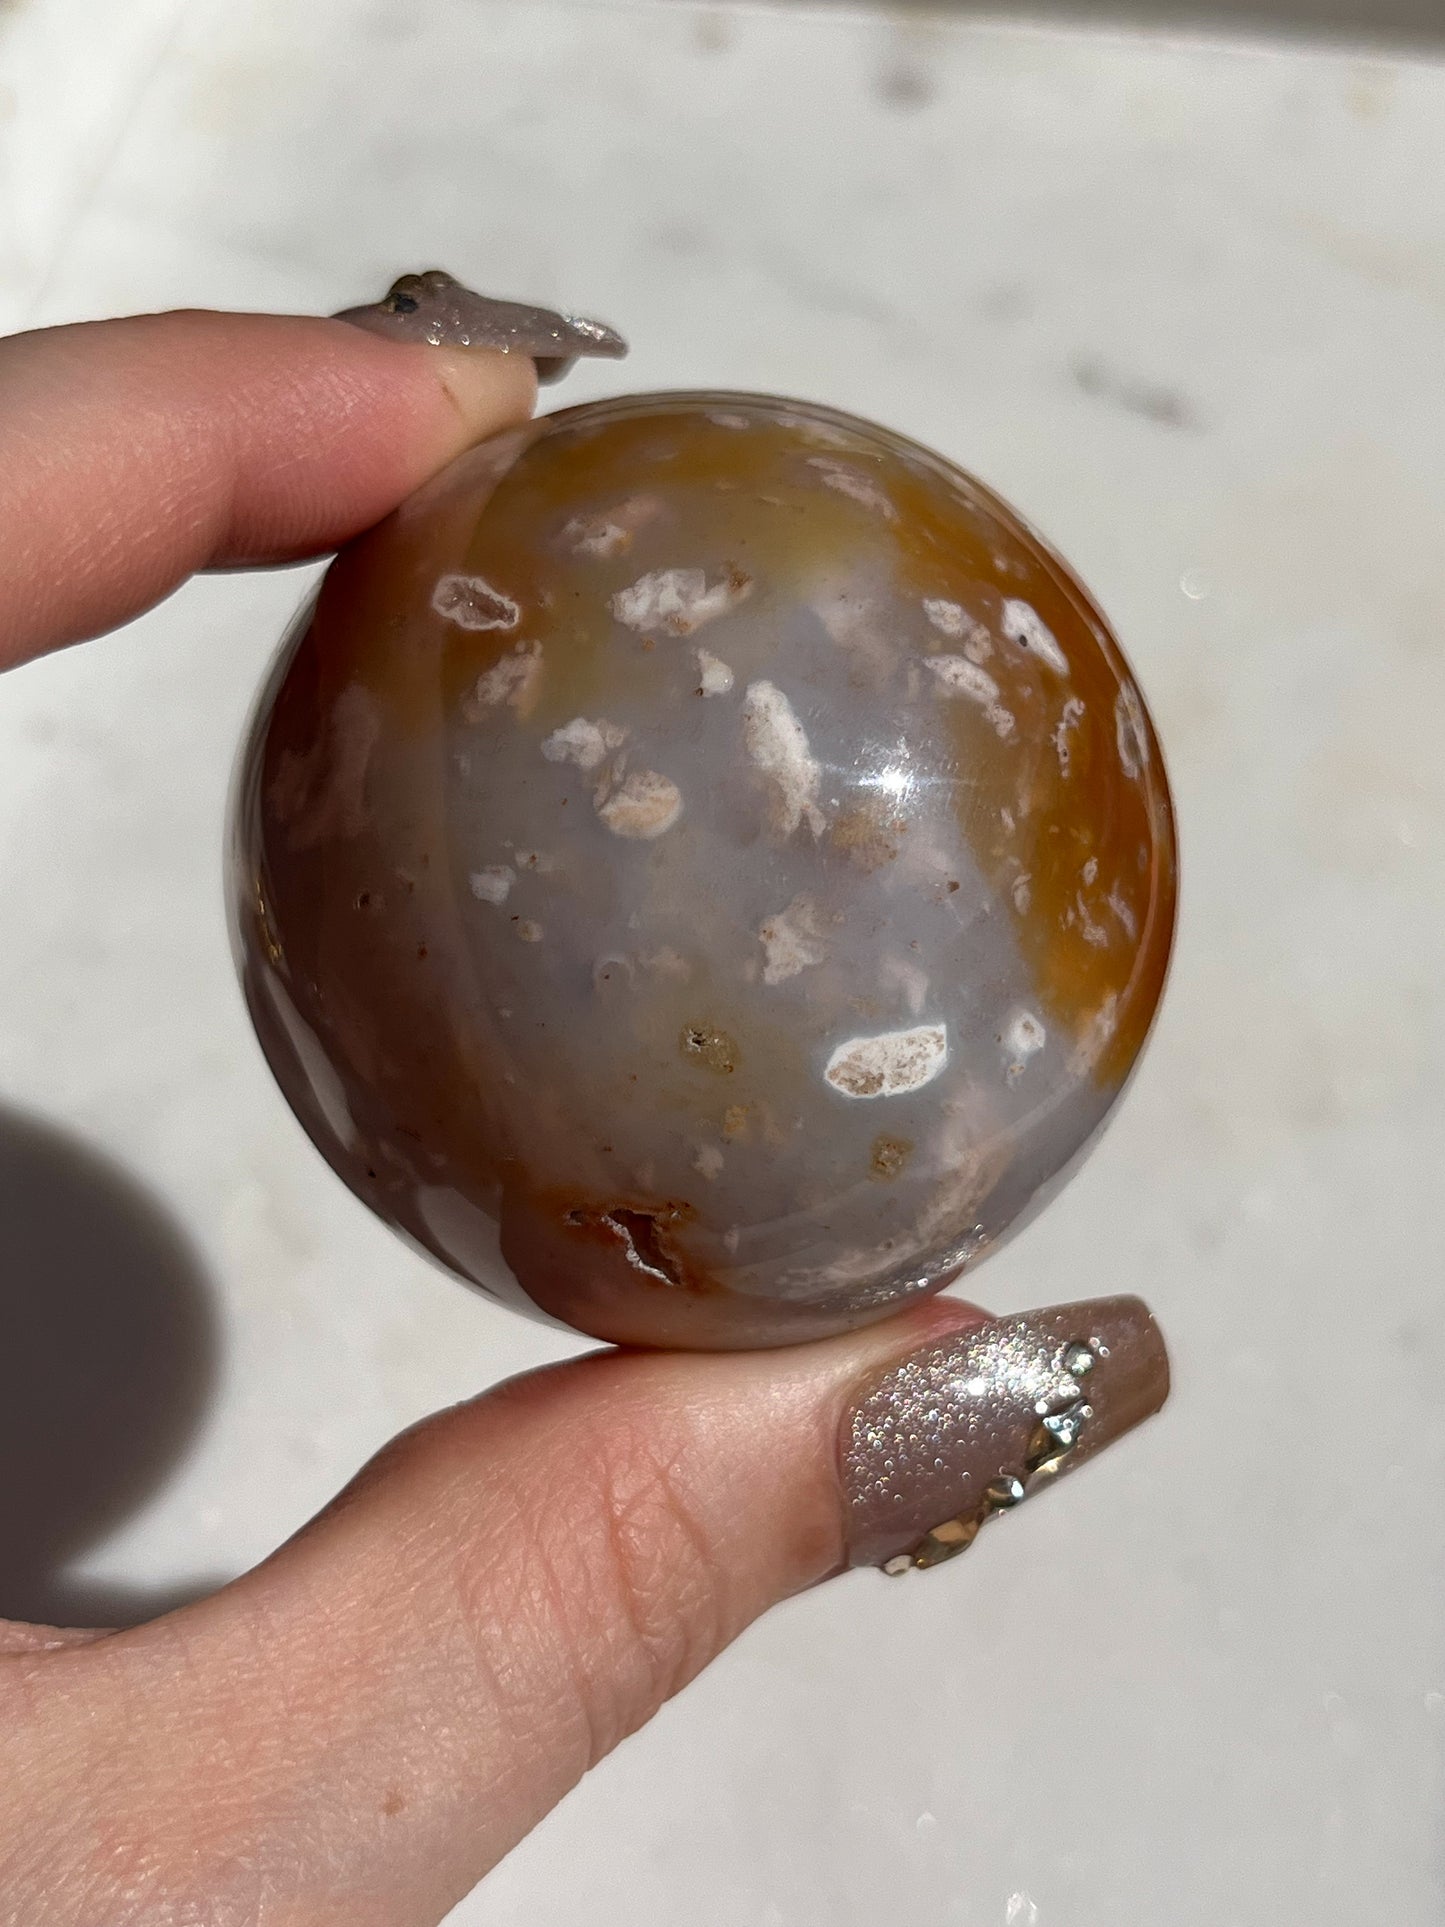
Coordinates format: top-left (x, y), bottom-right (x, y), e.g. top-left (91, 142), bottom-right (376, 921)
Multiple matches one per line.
top-left (841, 1297), bottom-right (1169, 1573)
top-left (333, 269), bottom-right (628, 384)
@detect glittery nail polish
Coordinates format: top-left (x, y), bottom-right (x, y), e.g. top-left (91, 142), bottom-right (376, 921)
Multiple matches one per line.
top-left (332, 269), bottom-right (628, 383)
top-left (840, 1297), bottom-right (1169, 1572)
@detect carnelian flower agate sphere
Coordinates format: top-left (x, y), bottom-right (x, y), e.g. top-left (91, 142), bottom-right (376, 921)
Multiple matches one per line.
top-left (230, 393), bottom-right (1176, 1350)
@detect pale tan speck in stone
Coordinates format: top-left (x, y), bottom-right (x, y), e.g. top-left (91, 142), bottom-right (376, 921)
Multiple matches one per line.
top-left (469, 866), bottom-right (515, 905)
top-left (742, 680), bottom-right (825, 839)
top-left (923, 597), bottom-right (968, 638)
top-left (825, 1025), bottom-right (949, 1099)
top-left (642, 947), bottom-right (691, 980)
top-left (1001, 599), bottom-right (1069, 675)
top-left (922, 655), bottom-right (1016, 738)
top-left (695, 647), bottom-right (735, 695)
top-left (561, 495), bottom-right (664, 558)
top-left (1002, 1009), bottom-right (1047, 1083)
top-left (432, 573), bottom-right (521, 632)
top-left (1054, 697), bottom-right (1087, 775)
top-left (542, 717), bottom-right (628, 770)
top-left (611, 567), bottom-right (752, 636)
top-left (597, 769), bottom-right (683, 839)
top-left (1116, 685), bottom-right (1149, 780)
top-left (759, 894), bottom-right (829, 985)
top-left (806, 458), bottom-right (897, 519)
top-left (463, 642), bottom-right (543, 719)
top-left (881, 954), bottom-right (930, 1018)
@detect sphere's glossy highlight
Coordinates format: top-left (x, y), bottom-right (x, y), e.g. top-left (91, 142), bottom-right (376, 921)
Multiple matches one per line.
top-left (230, 392), bottom-right (1176, 1349)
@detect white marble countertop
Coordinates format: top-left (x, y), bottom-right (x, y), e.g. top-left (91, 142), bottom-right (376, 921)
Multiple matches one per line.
top-left (2, 2), bottom-right (1443, 1921)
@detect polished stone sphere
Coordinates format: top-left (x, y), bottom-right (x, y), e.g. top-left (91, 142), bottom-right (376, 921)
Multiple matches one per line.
top-left (229, 392), bottom-right (1176, 1349)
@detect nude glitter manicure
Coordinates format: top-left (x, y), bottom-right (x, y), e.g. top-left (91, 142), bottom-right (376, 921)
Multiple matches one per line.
top-left (841, 1297), bottom-right (1169, 1572)
top-left (334, 269), bottom-right (627, 384)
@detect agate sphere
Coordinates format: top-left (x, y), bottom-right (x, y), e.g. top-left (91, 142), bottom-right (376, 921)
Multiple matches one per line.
top-left (229, 392), bottom-right (1176, 1349)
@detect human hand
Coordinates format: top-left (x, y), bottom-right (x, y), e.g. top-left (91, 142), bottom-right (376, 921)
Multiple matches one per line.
top-left (0, 296), bottom-right (1169, 1927)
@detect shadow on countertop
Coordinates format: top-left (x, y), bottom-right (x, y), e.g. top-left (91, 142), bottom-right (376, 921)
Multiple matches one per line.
top-left (834, 0), bottom-right (1445, 50)
top-left (0, 1105), bottom-right (223, 1629)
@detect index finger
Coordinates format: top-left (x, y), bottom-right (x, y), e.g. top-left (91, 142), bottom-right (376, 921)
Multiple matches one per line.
top-left (0, 305), bottom-right (538, 671)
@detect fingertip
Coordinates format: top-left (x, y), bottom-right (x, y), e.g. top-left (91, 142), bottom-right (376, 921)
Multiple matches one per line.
top-left (423, 339), bottom-right (540, 450)
top-left (253, 315), bottom-right (542, 543)
top-left (253, 313), bottom-right (540, 510)
top-left (0, 307), bottom-right (541, 664)
top-left (313, 314), bottom-right (540, 460)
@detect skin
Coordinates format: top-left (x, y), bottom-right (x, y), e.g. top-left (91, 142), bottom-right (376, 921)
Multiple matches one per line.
top-left (0, 305), bottom-right (998, 1927)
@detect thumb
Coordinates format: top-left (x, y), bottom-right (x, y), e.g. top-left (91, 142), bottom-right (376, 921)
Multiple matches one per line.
top-left (0, 1295), bottom-right (1166, 1927)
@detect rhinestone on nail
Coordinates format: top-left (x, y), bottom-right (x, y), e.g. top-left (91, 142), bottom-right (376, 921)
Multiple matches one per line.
top-left (886, 1334), bottom-right (1110, 1571)
top-left (1026, 1399), bottom-right (1094, 1477)
top-left (984, 1475), bottom-right (1027, 1509)
top-left (913, 1515), bottom-right (982, 1569)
